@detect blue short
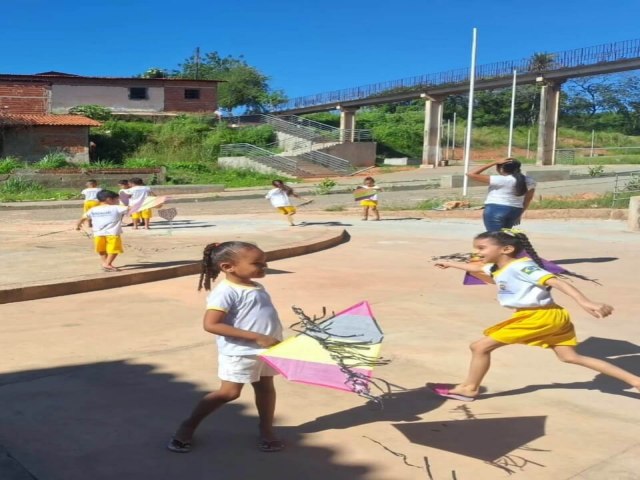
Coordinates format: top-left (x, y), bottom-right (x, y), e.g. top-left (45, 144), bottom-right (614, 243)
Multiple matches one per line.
top-left (483, 203), bottom-right (523, 231)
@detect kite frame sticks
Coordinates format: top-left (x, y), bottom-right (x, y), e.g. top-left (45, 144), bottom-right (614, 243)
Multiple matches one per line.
top-left (290, 305), bottom-right (392, 407)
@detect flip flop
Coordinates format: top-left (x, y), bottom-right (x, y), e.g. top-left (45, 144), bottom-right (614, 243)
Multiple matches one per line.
top-left (427, 383), bottom-right (476, 402)
top-left (257, 438), bottom-right (284, 452)
top-left (167, 437), bottom-right (192, 453)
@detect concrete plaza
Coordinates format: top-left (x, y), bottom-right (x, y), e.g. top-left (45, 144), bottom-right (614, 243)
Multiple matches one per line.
top-left (0, 210), bottom-right (639, 479)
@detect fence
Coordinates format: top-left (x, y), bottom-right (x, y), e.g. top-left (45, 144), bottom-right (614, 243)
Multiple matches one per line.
top-left (555, 146), bottom-right (640, 164)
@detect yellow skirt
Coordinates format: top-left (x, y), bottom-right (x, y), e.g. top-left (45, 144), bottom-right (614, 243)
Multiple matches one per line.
top-left (484, 306), bottom-right (577, 348)
top-left (360, 200), bottom-right (378, 207)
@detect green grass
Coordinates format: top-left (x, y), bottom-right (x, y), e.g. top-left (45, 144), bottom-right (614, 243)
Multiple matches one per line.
top-left (529, 193), bottom-right (630, 209)
top-left (0, 178), bottom-right (78, 202)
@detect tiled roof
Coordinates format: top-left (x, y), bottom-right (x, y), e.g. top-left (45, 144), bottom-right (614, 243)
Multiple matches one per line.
top-left (0, 114), bottom-right (102, 127)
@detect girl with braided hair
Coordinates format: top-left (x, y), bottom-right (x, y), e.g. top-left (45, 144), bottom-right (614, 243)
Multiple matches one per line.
top-left (467, 158), bottom-right (536, 231)
top-left (266, 179), bottom-right (308, 226)
top-left (430, 230), bottom-right (640, 401)
top-left (168, 241), bottom-right (285, 453)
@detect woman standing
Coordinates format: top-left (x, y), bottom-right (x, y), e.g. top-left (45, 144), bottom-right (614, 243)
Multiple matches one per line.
top-left (467, 158), bottom-right (536, 231)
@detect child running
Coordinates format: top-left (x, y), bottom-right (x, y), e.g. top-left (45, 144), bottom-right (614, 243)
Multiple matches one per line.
top-left (265, 179), bottom-right (304, 226)
top-left (358, 176), bottom-right (381, 221)
top-left (76, 190), bottom-right (128, 272)
top-left (122, 177), bottom-right (155, 230)
top-left (168, 241), bottom-right (284, 453)
top-left (430, 230), bottom-right (640, 401)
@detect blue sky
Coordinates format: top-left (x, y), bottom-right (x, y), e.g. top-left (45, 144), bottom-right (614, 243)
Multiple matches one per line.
top-left (2, 0), bottom-right (640, 99)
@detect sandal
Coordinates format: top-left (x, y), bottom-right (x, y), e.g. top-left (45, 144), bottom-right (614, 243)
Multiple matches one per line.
top-left (257, 438), bottom-right (284, 453)
top-left (167, 436), bottom-right (192, 453)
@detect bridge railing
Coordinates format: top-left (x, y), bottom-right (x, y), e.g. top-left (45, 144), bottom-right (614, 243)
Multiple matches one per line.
top-left (219, 143), bottom-right (298, 175)
top-left (273, 38), bottom-right (640, 111)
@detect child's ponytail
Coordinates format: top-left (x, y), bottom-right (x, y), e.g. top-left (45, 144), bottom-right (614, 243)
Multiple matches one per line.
top-left (197, 241), bottom-right (261, 291)
top-left (499, 159), bottom-right (528, 196)
top-left (198, 243), bottom-right (222, 291)
top-left (512, 231), bottom-right (545, 269)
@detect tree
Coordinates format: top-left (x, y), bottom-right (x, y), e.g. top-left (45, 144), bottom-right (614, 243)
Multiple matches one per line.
top-left (172, 51), bottom-right (287, 113)
top-left (141, 68), bottom-right (168, 79)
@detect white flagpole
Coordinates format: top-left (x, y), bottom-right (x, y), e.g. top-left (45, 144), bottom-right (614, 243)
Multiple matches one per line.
top-left (462, 28), bottom-right (478, 197)
top-left (452, 112), bottom-right (457, 160)
top-left (507, 69), bottom-right (517, 157)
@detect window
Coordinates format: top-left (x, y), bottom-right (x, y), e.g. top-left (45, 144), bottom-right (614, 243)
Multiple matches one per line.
top-left (184, 89), bottom-right (200, 100)
top-left (129, 87), bottom-right (148, 100)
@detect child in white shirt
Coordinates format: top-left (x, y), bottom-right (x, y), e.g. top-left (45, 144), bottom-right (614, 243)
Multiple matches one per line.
top-left (168, 241), bottom-right (285, 454)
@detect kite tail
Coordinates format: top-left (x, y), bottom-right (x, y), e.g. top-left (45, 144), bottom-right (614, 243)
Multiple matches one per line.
top-left (291, 305), bottom-right (391, 406)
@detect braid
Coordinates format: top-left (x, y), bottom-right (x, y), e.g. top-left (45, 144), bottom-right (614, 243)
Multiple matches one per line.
top-left (197, 241), bottom-right (260, 291)
top-left (198, 243), bottom-right (221, 291)
top-left (514, 232), bottom-right (545, 268)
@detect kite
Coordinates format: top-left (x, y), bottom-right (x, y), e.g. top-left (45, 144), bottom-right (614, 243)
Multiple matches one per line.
top-left (158, 207), bottom-right (178, 235)
top-left (353, 188), bottom-right (378, 202)
top-left (260, 301), bottom-right (390, 404)
top-left (128, 195), bottom-right (169, 214)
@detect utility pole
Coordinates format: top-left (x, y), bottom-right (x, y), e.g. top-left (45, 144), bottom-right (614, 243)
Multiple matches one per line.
top-left (195, 47), bottom-right (201, 80)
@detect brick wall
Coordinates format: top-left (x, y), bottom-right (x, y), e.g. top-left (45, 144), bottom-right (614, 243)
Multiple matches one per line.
top-left (0, 83), bottom-right (50, 114)
top-left (163, 86), bottom-right (217, 113)
top-left (2, 125), bottom-right (89, 163)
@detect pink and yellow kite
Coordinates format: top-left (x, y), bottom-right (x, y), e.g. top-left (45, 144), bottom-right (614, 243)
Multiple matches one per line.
top-left (260, 301), bottom-right (389, 403)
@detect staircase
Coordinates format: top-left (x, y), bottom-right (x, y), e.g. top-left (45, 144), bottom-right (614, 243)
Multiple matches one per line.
top-left (221, 114), bottom-right (373, 177)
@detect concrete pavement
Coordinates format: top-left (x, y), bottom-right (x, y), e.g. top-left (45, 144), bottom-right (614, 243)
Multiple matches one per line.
top-left (0, 215), bottom-right (639, 479)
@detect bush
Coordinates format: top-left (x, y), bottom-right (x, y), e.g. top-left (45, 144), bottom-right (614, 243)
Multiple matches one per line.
top-left (91, 120), bottom-right (154, 163)
top-left (0, 177), bottom-right (44, 194)
top-left (0, 156), bottom-right (23, 174)
top-left (35, 152), bottom-right (70, 169)
top-left (68, 104), bottom-right (112, 121)
top-left (123, 157), bottom-right (161, 168)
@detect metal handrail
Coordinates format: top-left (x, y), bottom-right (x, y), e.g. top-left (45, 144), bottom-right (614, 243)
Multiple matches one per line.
top-left (279, 114), bottom-right (373, 141)
top-left (301, 150), bottom-right (354, 174)
top-left (273, 38), bottom-right (640, 111)
top-left (219, 143), bottom-right (298, 175)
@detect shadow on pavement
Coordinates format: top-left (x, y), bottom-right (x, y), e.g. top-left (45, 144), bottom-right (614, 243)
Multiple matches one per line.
top-left (552, 257), bottom-right (619, 265)
top-left (297, 222), bottom-right (353, 227)
top-left (394, 415), bottom-right (549, 474)
top-left (0, 361), bottom-right (371, 480)
top-left (481, 337), bottom-right (640, 400)
top-left (377, 218), bottom-right (423, 221)
top-left (293, 387), bottom-right (444, 433)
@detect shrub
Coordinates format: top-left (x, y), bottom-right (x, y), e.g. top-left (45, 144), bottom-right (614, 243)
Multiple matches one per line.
top-left (0, 156), bottom-right (23, 174)
top-left (35, 152), bottom-right (70, 169)
top-left (68, 104), bottom-right (112, 121)
top-left (0, 177), bottom-right (44, 194)
top-left (315, 178), bottom-right (337, 195)
top-left (123, 157), bottom-right (161, 168)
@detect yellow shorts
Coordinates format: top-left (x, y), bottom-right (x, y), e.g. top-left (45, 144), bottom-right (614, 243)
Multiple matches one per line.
top-left (277, 206), bottom-right (297, 215)
top-left (360, 200), bottom-right (378, 207)
top-left (83, 200), bottom-right (100, 212)
top-left (131, 209), bottom-right (152, 220)
top-left (94, 235), bottom-right (124, 254)
top-left (484, 306), bottom-right (577, 348)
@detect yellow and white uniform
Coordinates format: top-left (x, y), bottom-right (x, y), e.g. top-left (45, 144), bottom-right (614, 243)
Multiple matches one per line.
top-left (84, 205), bottom-right (128, 254)
top-left (266, 188), bottom-right (296, 215)
top-left (81, 187), bottom-right (102, 212)
top-left (481, 257), bottom-right (577, 348)
top-left (124, 185), bottom-right (153, 219)
top-left (207, 280), bottom-right (283, 383)
top-left (359, 185), bottom-right (379, 207)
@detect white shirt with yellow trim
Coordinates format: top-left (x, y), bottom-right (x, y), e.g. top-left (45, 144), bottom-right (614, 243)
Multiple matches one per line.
top-left (482, 257), bottom-right (556, 308)
top-left (206, 279), bottom-right (283, 355)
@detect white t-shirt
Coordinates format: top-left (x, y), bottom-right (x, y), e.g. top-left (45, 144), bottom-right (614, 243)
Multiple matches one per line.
top-left (485, 175), bottom-right (536, 208)
top-left (483, 257), bottom-right (556, 308)
top-left (206, 279), bottom-right (283, 355)
top-left (265, 188), bottom-right (291, 207)
top-left (84, 205), bottom-right (128, 236)
top-left (81, 187), bottom-right (102, 201)
top-left (124, 185), bottom-right (151, 211)
top-left (118, 189), bottom-right (130, 206)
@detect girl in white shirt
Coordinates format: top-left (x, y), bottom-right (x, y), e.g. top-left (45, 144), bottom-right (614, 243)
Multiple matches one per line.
top-left (265, 179), bottom-right (303, 226)
top-left (431, 230), bottom-right (640, 401)
top-left (467, 158), bottom-right (536, 231)
top-left (168, 241), bottom-right (284, 454)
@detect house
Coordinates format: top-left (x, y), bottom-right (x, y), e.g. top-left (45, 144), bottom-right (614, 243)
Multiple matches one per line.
top-left (0, 72), bottom-right (221, 116)
top-left (0, 72), bottom-right (221, 163)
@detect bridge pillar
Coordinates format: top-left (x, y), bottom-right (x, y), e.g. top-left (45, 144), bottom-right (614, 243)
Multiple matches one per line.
top-left (339, 107), bottom-right (357, 142)
top-left (536, 81), bottom-right (563, 166)
top-left (421, 96), bottom-right (444, 168)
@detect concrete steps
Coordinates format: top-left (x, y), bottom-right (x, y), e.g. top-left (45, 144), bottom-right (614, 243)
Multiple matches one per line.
top-left (294, 158), bottom-right (339, 177)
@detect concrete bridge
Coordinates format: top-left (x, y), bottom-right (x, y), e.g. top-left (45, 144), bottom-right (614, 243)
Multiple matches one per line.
top-left (273, 38), bottom-right (640, 166)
